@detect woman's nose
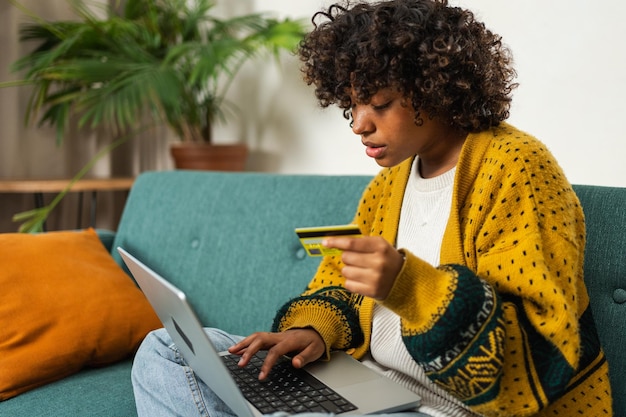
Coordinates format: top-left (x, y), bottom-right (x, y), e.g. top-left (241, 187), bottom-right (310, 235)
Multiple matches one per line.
top-left (351, 107), bottom-right (373, 135)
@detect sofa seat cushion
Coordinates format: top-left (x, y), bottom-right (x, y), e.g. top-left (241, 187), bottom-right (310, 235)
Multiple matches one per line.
top-left (0, 229), bottom-right (161, 400)
top-left (0, 360), bottom-right (137, 417)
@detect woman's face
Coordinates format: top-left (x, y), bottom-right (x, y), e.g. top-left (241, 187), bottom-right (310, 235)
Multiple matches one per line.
top-left (350, 87), bottom-right (465, 171)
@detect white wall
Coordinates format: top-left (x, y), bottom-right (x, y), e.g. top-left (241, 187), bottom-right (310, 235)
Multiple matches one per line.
top-left (5, 0), bottom-right (621, 186)
top-left (211, 0), bottom-right (379, 176)
top-left (221, 0), bottom-right (626, 187)
top-left (456, 0), bottom-right (626, 187)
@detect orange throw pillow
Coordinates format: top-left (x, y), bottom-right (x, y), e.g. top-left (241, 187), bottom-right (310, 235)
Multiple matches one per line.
top-left (0, 228), bottom-right (161, 400)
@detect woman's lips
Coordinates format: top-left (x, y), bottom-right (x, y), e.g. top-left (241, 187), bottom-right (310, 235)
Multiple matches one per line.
top-left (365, 144), bottom-right (386, 159)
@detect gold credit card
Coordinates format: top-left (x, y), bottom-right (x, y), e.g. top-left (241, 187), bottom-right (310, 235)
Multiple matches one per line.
top-left (295, 224), bottom-right (362, 256)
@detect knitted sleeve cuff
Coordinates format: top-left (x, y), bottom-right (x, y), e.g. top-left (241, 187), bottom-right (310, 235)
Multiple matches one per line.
top-left (272, 294), bottom-right (365, 358)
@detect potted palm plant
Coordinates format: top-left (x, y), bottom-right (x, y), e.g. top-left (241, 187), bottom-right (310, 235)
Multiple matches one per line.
top-left (2, 0), bottom-right (305, 231)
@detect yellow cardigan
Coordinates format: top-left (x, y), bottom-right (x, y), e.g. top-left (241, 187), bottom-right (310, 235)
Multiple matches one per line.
top-left (273, 123), bottom-right (612, 416)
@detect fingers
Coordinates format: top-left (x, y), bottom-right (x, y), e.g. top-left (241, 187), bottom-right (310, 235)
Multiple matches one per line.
top-left (323, 236), bottom-right (404, 300)
top-left (322, 236), bottom-right (367, 253)
top-left (228, 332), bottom-right (273, 368)
top-left (259, 330), bottom-right (325, 379)
top-left (228, 334), bottom-right (260, 357)
top-left (287, 335), bottom-right (326, 369)
top-left (323, 236), bottom-right (394, 263)
top-left (227, 329), bottom-right (325, 380)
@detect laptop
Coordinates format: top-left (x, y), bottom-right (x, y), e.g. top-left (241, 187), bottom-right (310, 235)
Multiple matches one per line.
top-left (118, 247), bottom-right (421, 416)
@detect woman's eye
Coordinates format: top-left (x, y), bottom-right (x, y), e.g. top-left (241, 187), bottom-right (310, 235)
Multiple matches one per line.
top-left (372, 101), bottom-right (391, 111)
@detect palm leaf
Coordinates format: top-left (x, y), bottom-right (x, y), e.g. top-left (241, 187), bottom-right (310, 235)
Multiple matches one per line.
top-left (4, 0), bottom-right (306, 232)
top-left (9, 0), bottom-right (305, 144)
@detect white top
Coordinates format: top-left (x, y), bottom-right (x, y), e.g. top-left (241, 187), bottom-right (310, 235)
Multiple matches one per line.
top-left (362, 158), bottom-right (477, 417)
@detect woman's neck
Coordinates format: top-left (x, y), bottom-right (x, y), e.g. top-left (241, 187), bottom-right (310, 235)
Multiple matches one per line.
top-left (418, 131), bottom-right (467, 178)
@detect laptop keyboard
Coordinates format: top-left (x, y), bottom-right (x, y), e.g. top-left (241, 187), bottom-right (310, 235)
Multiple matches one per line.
top-left (221, 351), bottom-right (358, 415)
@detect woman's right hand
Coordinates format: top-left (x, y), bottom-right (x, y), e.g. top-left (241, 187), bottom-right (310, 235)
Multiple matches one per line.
top-left (228, 328), bottom-right (325, 380)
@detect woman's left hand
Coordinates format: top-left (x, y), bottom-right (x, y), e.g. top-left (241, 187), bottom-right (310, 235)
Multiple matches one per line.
top-left (323, 236), bottom-right (404, 300)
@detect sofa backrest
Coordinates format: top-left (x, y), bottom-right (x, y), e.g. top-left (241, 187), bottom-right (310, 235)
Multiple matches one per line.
top-left (111, 171), bottom-right (372, 336)
top-left (572, 184), bottom-right (626, 412)
top-left (112, 172), bottom-right (624, 412)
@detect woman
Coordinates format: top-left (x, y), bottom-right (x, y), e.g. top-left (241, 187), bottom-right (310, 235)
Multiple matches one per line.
top-left (132, 1), bottom-right (613, 416)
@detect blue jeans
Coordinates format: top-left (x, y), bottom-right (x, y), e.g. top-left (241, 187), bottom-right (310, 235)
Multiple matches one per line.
top-left (132, 328), bottom-right (430, 417)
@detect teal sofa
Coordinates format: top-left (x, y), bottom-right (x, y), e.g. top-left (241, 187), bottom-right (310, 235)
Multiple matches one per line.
top-left (3, 171), bottom-right (624, 416)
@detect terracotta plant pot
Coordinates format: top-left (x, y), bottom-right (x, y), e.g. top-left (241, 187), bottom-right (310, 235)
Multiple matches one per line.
top-left (170, 143), bottom-right (248, 171)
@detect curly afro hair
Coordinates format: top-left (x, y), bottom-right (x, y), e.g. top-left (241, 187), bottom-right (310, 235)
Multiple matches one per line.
top-left (299, 0), bottom-right (518, 132)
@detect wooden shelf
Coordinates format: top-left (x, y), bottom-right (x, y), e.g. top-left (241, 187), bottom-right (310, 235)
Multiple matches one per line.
top-left (0, 177), bottom-right (134, 193)
top-left (0, 177), bottom-right (135, 231)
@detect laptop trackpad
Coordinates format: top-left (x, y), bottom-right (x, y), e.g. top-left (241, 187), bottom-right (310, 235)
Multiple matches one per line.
top-left (305, 351), bottom-right (379, 387)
